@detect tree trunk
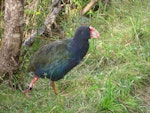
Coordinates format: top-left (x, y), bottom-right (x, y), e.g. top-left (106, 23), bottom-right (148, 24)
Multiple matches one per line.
top-left (0, 0), bottom-right (24, 79)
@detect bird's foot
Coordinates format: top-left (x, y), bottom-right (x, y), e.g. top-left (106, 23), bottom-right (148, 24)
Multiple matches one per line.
top-left (24, 88), bottom-right (32, 97)
top-left (24, 89), bottom-right (29, 95)
top-left (24, 89), bottom-right (30, 93)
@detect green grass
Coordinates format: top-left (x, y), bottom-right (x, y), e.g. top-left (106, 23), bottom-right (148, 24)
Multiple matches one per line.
top-left (0, 0), bottom-right (150, 113)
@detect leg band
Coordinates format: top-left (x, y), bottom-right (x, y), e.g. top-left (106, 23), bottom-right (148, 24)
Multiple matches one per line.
top-left (29, 87), bottom-right (32, 90)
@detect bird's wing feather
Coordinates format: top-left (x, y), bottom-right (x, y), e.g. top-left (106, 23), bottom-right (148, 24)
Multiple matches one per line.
top-left (28, 39), bottom-right (71, 72)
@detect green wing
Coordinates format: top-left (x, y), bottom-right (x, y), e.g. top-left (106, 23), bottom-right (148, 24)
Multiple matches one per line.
top-left (28, 39), bottom-right (71, 72)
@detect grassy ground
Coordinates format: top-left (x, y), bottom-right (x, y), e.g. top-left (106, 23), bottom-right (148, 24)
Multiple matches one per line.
top-left (0, 0), bottom-right (150, 113)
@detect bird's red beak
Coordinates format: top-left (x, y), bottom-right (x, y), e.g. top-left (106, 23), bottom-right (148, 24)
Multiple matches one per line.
top-left (89, 26), bottom-right (100, 38)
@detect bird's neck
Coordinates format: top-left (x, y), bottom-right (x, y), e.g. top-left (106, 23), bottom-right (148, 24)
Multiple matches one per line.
top-left (75, 39), bottom-right (89, 50)
top-left (71, 38), bottom-right (89, 59)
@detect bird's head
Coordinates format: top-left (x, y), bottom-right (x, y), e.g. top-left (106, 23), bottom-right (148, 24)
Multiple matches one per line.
top-left (74, 26), bottom-right (100, 41)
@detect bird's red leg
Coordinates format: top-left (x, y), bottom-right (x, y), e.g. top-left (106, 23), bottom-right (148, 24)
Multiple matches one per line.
top-left (50, 81), bottom-right (57, 94)
top-left (24, 75), bottom-right (39, 94)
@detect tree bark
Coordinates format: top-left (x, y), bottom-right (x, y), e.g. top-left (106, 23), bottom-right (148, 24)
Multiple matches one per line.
top-left (81, 0), bottom-right (98, 16)
top-left (0, 0), bottom-right (24, 78)
top-left (23, 0), bottom-right (61, 46)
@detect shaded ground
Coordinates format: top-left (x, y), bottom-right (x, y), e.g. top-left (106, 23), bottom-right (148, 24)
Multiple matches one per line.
top-left (138, 80), bottom-right (150, 112)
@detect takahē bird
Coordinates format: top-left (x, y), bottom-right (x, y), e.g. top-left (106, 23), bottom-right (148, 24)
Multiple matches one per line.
top-left (25, 26), bottom-right (100, 95)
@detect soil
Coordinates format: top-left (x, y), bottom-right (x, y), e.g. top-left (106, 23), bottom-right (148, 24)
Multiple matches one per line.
top-left (137, 81), bottom-right (150, 113)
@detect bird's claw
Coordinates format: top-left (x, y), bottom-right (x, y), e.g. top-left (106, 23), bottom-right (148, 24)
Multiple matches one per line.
top-left (24, 89), bottom-right (31, 97)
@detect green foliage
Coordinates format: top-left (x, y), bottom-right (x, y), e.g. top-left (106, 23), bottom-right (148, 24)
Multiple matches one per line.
top-left (0, 0), bottom-right (150, 113)
top-left (72, 0), bottom-right (90, 8)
